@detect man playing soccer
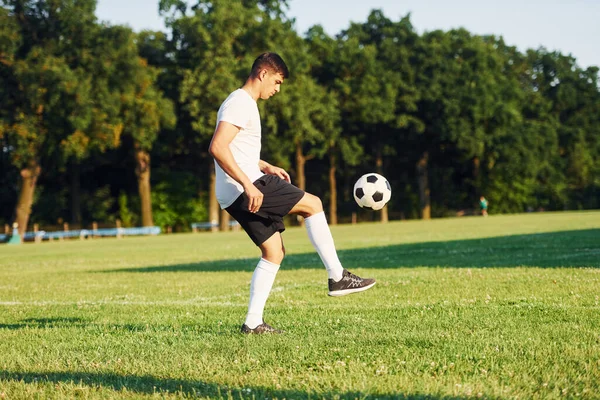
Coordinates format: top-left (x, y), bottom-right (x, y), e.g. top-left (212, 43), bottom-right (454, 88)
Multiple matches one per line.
top-left (209, 52), bottom-right (376, 334)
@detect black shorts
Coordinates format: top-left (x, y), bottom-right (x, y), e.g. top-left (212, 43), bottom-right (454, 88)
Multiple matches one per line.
top-left (225, 175), bottom-right (305, 246)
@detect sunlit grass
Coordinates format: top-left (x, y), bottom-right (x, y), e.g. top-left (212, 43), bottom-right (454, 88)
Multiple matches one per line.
top-left (1, 211), bottom-right (599, 399)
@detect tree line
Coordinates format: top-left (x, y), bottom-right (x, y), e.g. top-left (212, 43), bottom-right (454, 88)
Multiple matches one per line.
top-left (1, 0), bottom-right (599, 235)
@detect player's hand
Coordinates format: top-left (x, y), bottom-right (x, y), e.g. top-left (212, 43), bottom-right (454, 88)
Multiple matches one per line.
top-left (263, 165), bottom-right (291, 183)
top-left (244, 183), bottom-right (264, 213)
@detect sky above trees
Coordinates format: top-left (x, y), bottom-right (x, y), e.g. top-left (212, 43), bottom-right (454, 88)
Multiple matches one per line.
top-left (95, 0), bottom-right (600, 70)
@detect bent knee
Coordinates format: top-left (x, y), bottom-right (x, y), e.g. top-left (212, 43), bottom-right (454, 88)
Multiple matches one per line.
top-left (261, 246), bottom-right (285, 265)
top-left (304, 193), bottom-right (323, 214)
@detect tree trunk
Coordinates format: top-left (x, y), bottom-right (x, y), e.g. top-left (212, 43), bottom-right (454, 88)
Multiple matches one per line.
top-left (15, 162), bottom-right (41, 235)
top-left (328, 150), bottom-right (337, 225)
top-left (417, 151), bottom-right (431, 220)
top-left (473, 155), bottom-right (481, 201)
top-left (295, 142), bottom-right (306, 226)
top-left (135, 148), bottom-right (153, 226)
top-left (376, 149), bottom-right (388, 223)
top-left (295, 143), bottom-right (306, 191)
top-left (209, 162), bottom-right (219, 232)
top-left (220, 208), bottom-right (230, 231)
top-left (70, 160), bottom-right (82, 228)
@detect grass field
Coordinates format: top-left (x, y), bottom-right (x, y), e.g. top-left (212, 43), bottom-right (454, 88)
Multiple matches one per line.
top-left (1, 211), bottom-right (599, 399)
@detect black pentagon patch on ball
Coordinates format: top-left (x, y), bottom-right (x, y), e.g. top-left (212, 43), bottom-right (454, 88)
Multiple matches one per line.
top-left (372, 191), bottom-right (384, 202)
top-left (366, 175), bottom-right (378, 183)
top-left (385, 181), bottom-right (391, 191)
top-left (362, 205), bottom-right (373, 210)
top-left (355, 187), bottom-right (365, 199)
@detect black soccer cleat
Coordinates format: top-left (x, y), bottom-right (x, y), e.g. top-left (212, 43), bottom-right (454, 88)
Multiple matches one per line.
top-left (328, 269), bottom-right (376, 297)
top-left (241, 321), bottom-right (284, 334)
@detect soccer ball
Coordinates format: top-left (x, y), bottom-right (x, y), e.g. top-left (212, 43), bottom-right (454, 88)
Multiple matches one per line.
top-left (353, 173), bottom-right (391, 210)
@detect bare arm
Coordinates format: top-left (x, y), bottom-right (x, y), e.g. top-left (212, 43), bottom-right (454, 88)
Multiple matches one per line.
top-left (259, 160), bottom-right (291, 183)
top-left (209, 121), bottom-right (264, 212)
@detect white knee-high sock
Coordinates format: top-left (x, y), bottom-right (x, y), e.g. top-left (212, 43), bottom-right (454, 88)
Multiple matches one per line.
top-left (304, 211), bottom-right (344, 281)
top-left (245, 258), bottom-right (280, 329)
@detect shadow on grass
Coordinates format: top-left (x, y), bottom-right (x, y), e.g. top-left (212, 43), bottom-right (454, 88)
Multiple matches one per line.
top-left (0, 318), bottom-right (238, 335)
top-left (106, 229), bottom-right (600, 273)
top-left (0, 370), bottom-right (472, 399)
top-left (0, 317), bottom-right (87, 330)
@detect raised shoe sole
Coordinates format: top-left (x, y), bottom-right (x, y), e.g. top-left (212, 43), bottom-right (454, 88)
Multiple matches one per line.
top-left (328, 281), bottom-right (376, 297)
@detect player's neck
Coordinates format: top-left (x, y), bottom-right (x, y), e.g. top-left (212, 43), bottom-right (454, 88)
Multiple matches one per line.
top-left (241, 80), bottom-right (260, 101)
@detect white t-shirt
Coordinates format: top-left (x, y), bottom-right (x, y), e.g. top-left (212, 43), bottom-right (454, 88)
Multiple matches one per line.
top-left (214, 88), bottom-right (265, 208)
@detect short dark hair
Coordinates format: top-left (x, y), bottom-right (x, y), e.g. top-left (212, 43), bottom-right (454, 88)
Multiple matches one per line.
top-left (250, 52), bottom-right (289, 79)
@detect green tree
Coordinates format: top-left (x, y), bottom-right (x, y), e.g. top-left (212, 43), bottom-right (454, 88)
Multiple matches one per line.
top-left (0, 0), bottom-right (97, 233)
top-left (527, 49), bottom-right (600, 210)
top-left (304, 25), bottom-right (361, 224)
top-left (0, 0), bottom-right (139, 233)
top-left (334, 11), bottom-right (420, 221)
top-left (109, 26), bottom-right (175, 226)
top-left (411, 29), bottom-right (533, 216)
top-left (475, 42), bottom-right (558, 213)
top-left (0, 6), bottom-right (21, 225)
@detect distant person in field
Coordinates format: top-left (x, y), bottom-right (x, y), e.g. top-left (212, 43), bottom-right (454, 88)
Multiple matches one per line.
top-left (209, 52), bottom-right (375, 334)
top-left (479, 196), bottom-right (488, 217)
